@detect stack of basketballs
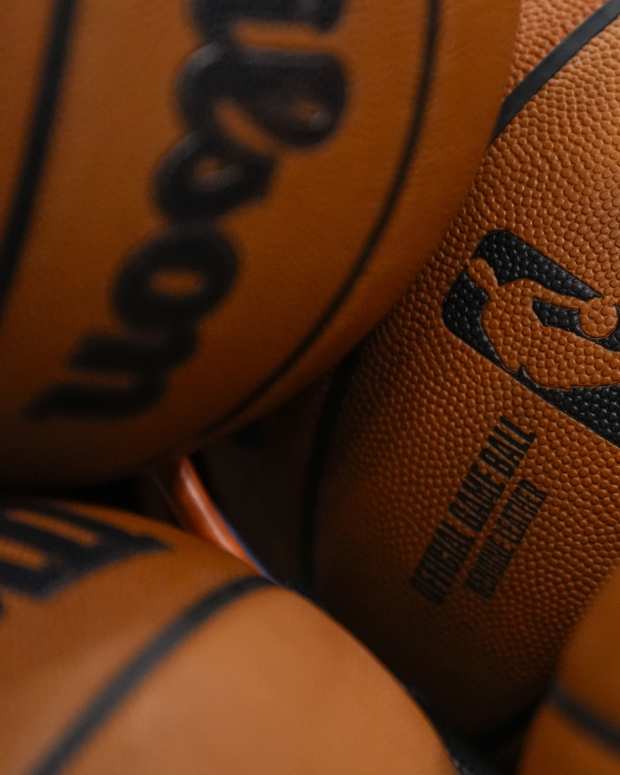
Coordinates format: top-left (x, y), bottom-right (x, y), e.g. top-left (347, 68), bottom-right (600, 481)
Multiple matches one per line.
top-left (2, 1), bottom-right (620, 772)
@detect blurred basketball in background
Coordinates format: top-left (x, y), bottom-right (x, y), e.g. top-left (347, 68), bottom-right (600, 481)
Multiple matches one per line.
top-left (0, 0), bottom-right (517, 485)
top-left (0, 499), bottom-right (453, 774)
top-left (522, 564), bottom-right (620, 774)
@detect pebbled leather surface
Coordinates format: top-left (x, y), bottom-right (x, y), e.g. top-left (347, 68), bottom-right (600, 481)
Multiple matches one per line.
top-left (314, 0), bottom-right (620, 732)
top-left (507, 0), bottom-right (601, 91)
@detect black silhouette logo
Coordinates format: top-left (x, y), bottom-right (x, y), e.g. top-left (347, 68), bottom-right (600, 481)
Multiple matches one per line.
top-left (444, 230), bottom-right (620, 447)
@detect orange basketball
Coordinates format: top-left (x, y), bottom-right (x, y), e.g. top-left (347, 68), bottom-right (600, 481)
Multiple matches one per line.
top-left (522, 565), bottom-right (620, 774)
top-left (0, 0), bottom-right (517, 485)
top-left (0, 499), bottom-right (452, 774)
top-left (309, 0), bottom-right (620, 732)
top-left (200, 0), bottom-right (620, 734)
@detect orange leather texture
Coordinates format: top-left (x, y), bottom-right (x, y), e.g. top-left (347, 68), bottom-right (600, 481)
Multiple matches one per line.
top-left (522, 567), bottom-right (620, 774)
top-left (0, 6), bottom-right (50, 212)
top-left (0, 500), bottom-right (454, 774)
top-left (0, 0), bottom-right (517, 485)
top-left (521, 710), bottom-right (620, 775)
top-left (507, 0), bottom-right (602, 90)
top-left (307, 0), bottom-right (620, 731)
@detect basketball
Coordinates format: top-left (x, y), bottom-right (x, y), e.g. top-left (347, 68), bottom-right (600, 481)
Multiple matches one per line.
top-left (200, 0), bottom-right (620, 734)
top-left (0, 0), bottom-right (517, 485)
top-left (0, 499), bottom-right (453, 774)
top-left (522, 565), bottom-right (620, 773)
top-left (308, 0), bottom-right (620, 732)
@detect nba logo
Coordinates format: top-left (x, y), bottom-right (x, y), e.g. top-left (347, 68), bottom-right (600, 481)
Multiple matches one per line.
top-left (443, 230), bottom-right (620, 448)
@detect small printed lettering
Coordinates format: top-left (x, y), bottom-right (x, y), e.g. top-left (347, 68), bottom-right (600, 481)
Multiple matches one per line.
top-left (412, 522), bottom-right (475, 604)
top-left (466, 479), bottom-right (546, 599)
top-left (465, 539), bottom-right (512, 599)
top-left (412, 417), bottom-right (540, 604)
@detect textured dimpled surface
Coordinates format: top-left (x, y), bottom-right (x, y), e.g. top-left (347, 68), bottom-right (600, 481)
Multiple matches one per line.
top-left (507, 0), bottom-right (601, 90)
top-left (315, 1), bottom-right (620, 732)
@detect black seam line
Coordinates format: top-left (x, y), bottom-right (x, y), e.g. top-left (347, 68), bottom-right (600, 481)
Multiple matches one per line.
top-left (0, 0), bottom-right (80, 321)
top-left (493, 0), bottom-right (620, 141)
top-left (551, 684), bottom-right (620, 755)
top-left (297, 0), bottom-right (440, 591)
top-left (299, 348), bottom-right (363, 592)
top-left (207, 0), bottom-right (441, 435)
top-left (27, 575), bottom-right (272, 775)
